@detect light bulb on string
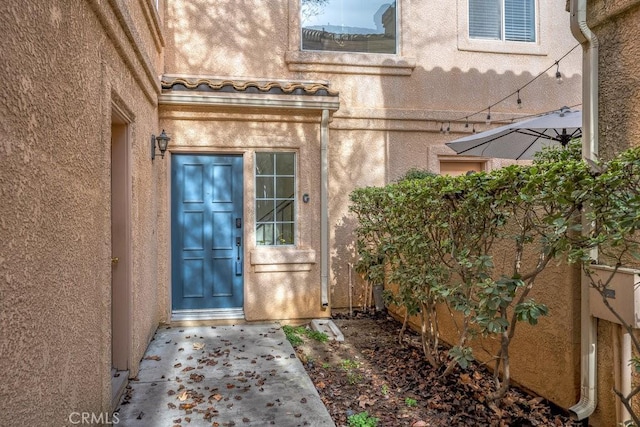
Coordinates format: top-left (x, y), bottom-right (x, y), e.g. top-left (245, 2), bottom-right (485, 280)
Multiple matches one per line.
top-left (439, 122), bottom-right (444, 133)
top-left (517, 90), bottom-right (523, 109)
top-left (555, 62), bottom-right (563, 85)
top-left (485, 107), bottom-right (492, 125)
top-left (472, 123), bottom-right (476, 133)
top-left (445, 122), bottom-right (450, 135)
top-left (464, 117), bottom-right (469, 129)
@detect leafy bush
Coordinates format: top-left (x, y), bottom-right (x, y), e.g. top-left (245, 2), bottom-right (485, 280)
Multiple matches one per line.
top-left (349, 143), bottom-right (595, 401)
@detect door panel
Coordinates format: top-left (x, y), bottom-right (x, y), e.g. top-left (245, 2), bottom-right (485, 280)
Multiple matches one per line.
top-left (172, 154), bottom-right (243, 310)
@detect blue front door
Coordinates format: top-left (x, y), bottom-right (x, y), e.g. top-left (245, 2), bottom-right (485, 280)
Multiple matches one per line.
top-left (171, 154), bottom-right (244, 311)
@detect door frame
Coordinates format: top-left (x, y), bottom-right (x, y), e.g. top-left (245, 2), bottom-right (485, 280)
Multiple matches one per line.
top-left (168, 150), bottom-right (247, 321)
top-left (110, 105), bottom-right (132, 407)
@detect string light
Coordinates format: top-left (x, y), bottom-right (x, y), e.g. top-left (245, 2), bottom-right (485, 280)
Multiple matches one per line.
top-left (465, 117), bottom-right (469, 128)
top-left (555, 61), bottom-right (563, 85)
top-left (436, 43), bottom-right (579, 129)
top-left (445, 122), bottom-right (450, 135)
top-left (472, 123), bottom-right (476, 133)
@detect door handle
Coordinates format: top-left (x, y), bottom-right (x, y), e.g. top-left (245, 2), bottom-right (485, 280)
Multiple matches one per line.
top-left (235, 237), bottom-right (242, 276)
top-left (111, 257), bottom-right (119, 265)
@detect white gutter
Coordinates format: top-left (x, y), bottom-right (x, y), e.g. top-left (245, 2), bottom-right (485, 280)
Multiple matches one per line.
top-left (621, 329), bottom-right (632, 423)
top-left (320, 109), bottom-right (330, 307)
top-left (569, 0), bottom-right (599, 421)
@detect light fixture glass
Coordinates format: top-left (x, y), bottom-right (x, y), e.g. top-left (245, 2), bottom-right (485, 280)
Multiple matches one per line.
top-left (555, 62), bottom-right (563, 85)
top-left (517, 90), bottom-right (523, 109)
top-left (485, 107), bottom-right (492, 125)
top-left (151, 129), bottom-right (171, 160)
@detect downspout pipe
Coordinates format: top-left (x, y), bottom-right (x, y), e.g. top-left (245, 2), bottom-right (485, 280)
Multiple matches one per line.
top-left (320, 109), bottom-right (330, 308)
top-left (569, 0), bottom-right (599, 421)
top-left (621, 329), bottom-right (633, 423)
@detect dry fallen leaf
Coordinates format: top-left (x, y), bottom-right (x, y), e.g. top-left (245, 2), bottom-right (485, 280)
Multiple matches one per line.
top-left (358, 395), bottom-right (377, 408)
top-left (189, 373), bottom-right (204, 382)
top-left (193, 342), bottom-right (205, 350)
top-left (177, 390), bottom-right (188, 401)
top-left (144, 355), bottom-right (161, 361)
top-left (528, 396), bottom-right (544, 406)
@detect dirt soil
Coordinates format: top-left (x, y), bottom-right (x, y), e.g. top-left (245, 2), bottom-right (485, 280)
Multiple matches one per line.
top-left (293, 311), bottom-right (583, 427)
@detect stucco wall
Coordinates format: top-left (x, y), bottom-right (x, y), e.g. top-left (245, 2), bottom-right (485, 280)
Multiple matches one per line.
top-left (0, 0), bottom-right (163, 424)
top-left (584, 1), bottom-right (640, 424)
top-left (588, 0), bottom-right (640, 161)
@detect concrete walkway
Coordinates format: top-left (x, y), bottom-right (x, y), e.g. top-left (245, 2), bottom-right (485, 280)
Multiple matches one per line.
top-left (116, 323), bottom-right (335, 427)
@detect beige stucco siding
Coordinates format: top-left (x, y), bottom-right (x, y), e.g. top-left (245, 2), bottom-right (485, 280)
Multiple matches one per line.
top-left (583, 1), bottom-right (640, 424)
top-left (0, 0), bottom-right (163, 424)
top-left (588, 0), bottom-right (640, 160)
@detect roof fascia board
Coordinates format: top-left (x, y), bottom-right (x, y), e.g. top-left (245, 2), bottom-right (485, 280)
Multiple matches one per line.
top-left (159, 92), bottom-right (340, 112)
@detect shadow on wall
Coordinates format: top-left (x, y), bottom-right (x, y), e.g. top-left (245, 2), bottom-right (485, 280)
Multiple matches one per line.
top-left (165, 1), bottom-right (289, 76)
top-left (163, 2), bottom-right (583, 313)
top-left (328, 61), bottom-right (582, 310)
top-left (330, 214), bottom-right (365, 312)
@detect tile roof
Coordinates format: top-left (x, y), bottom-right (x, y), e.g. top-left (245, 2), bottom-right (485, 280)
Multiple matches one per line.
top-left (161, 77), bottom-right (339, 97)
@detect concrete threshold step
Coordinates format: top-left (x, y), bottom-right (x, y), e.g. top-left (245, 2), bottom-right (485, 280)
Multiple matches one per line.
top-left (310, 319), bottom-right (344, 342)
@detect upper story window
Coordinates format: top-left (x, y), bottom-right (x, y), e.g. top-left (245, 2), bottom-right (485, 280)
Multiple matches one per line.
top-left (255, 153), bottom-right (296, 246)
top-left (301, 0), bottom-right (397, 54)
top-left (469, 0), bottom-right (535, 43)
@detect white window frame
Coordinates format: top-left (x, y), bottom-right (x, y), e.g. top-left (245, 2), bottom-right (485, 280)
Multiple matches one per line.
top-left (286, 0), bottom-right (416, 76)
top-left (300, 0), bottom-right (399, 55)
top-left (255, 152), bottom-right (297, 246)
top-left (457, 0), bottom-right (545, 56)
top-left (468, 0), bottom-right (536, 43)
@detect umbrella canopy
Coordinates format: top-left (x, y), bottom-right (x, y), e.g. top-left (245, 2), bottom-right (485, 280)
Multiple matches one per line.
top-left (445, 107), bottom-right (582, 160)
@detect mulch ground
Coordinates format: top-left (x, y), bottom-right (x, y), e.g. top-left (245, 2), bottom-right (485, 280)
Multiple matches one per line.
top-left (293, 311), bottom-right (583, 427)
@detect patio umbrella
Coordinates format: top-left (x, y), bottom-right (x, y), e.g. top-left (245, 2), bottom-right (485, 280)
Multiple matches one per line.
top-left (445, 107), bottom-right (582, 160)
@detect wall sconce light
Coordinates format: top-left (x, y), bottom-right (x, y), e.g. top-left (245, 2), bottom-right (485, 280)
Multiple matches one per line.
top-left (151, 130), bottom-right (171, 160)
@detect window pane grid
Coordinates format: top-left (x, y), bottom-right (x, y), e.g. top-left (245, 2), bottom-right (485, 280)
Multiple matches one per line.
top-left (469, 0), bottom-right (535, 43)
top-left (255, 153), bottom-right (296, 246)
